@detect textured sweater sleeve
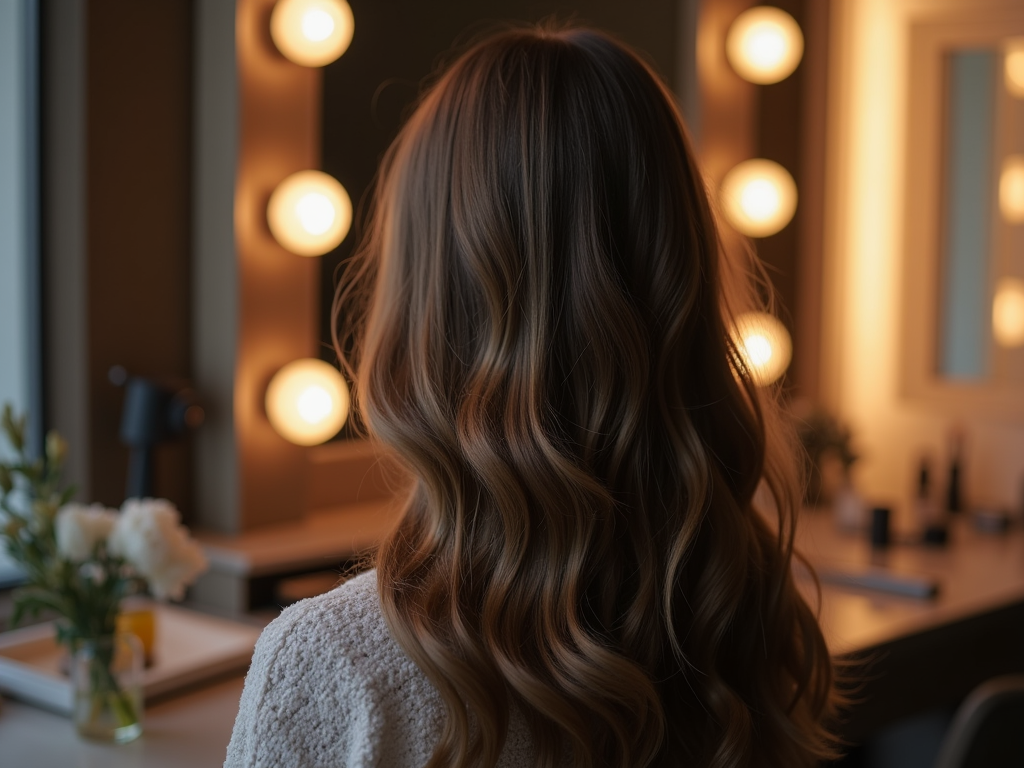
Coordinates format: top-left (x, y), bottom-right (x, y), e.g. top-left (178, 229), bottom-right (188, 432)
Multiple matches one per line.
top-left (223, 581), bottom-right (385, 768)
top-left (223, 570), bottom-right (538, 768)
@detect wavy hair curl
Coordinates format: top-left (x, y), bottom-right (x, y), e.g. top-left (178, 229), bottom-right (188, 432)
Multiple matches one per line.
top-left (334, 26), bottom-right (837, 768)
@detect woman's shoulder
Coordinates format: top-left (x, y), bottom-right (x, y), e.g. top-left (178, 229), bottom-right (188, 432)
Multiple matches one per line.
top-left (266, 569), bottom-right (389, 658)
top-left (258, 568), bottom-right (436, 699)
top-left (225, 569), bottom-right (442, 768)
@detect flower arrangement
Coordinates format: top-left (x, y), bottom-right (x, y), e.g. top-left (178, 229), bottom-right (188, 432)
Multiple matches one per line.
top-left (0, 404), bottom-right (207, 741)
top-left (789, 399), bottom-right (858, 506)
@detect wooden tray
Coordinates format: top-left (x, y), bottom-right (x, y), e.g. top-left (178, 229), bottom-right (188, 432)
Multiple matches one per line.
top-left (0, 603), bottom-right (262, 715)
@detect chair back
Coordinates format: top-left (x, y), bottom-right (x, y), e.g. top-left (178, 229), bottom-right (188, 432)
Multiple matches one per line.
top-left (933, 675), bottom-right (1024, 768)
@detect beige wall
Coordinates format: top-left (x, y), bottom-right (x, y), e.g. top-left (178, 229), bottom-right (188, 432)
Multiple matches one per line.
top-left (823, 0), bottom-right (1024, 520)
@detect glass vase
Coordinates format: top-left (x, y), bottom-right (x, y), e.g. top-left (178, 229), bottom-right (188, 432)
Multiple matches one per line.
top-left (71, 633), bottom-right (144, 743)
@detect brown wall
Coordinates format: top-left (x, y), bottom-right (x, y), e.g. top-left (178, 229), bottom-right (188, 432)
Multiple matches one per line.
top-left (45, 0), bottom-right (194, 515)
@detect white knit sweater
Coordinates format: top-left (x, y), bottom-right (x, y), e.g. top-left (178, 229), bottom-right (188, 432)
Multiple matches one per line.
top-left (223, 569), bottom-right (537, 767)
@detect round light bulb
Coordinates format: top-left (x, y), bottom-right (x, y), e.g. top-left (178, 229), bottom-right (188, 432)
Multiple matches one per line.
top-left (720, 159), bottom-right (798, 237)
top-left (267, 170), bottom-right (352, 256)
top-left (993, 278), bottom-right (1024, 348)
top-left (302, 9), bottom-right (334, 42)
top-left (1005, 38), bottom-right (1024, 98)
top-left (744, 333), bottom-right (774, 367)
top-left (999, 155), bottom-right (1024, 223)
top-left (726, 6), bottom-right (804, 85)
top-left (732, 312), bottom-right (792, 385)
top-left (266, 358), bottom-right (351, 446)
top-left (270, 0), bottom-right (354, 67)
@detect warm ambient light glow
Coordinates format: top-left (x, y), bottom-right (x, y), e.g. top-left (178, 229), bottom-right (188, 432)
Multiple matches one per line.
top-left (1006, 38), bottom-right (1024, 98)
top-left (720, 159), bottom-right (798, 237)
top-left (266, 359), bottom-right (350, 446)
top-left (726, 6), bottom-right (804, 84)
top-left (267, 170), bottom-right (352, 256)
top-left (993, 278), bottom-right (1024, 348)
top-left (732, 312), bottom-right (792, 385)
top-left (270, 0), bottom-right (354, 67)
top-left (1000, 155), bottom-right (1024, 223)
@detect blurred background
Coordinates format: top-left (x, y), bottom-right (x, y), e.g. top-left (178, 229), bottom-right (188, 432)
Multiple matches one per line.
top-left (2, 1), bottom-right (1024, 765)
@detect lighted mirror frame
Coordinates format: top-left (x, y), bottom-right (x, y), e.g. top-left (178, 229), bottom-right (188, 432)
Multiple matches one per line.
top-left (900, 12), bottom-right (1024, 420)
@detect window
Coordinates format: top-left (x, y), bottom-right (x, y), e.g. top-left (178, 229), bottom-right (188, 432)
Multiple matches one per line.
top-left (0, 0), bottom-right (39, 585)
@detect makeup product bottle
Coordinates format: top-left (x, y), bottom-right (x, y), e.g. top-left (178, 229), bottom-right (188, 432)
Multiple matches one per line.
top-left (915, 459), bottom-right (934, 526)
top-left (945, 431), bottom-right (965, 515)
top-left (917, 458), bottom-right (948, 545)
top-left (870, 506), bottom-right (891, 549)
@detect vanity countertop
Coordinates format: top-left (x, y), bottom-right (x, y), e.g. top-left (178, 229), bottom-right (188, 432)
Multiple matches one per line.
top-left (0, 674), bottom-right (245, 768)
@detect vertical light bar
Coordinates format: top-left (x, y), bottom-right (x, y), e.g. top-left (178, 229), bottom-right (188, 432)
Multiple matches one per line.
top-left (939, 50), bottom-right (995, 380)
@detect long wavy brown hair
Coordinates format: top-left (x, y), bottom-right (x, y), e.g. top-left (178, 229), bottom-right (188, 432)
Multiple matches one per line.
top-left (333, 26), bottom-right (837, 768)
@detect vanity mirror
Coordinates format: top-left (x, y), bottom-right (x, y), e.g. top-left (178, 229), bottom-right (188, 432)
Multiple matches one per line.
top-left (902, 10), bottom-right (1024, 418)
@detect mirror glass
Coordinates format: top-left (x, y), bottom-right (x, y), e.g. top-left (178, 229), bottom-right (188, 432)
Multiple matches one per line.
top-left (938, 39), bottom-right (1024, 383)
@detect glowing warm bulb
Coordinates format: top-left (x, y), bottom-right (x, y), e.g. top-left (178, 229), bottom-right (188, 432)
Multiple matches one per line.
top-left (726, 6), bottom-right (804, 84)
top-left (993, 278), bottom-right (1024, 348)
top-left (296, 385), bottom-right (333, 423)
top-left (295, 192), bottom-right (335, 235)
top-left (302, 8), bottom-right (334, 42)
top-left (271, 0), bottom-right (354, 67)
top-left (740, 179), bottom-right (780, 220)
top-left (732, 312), bottom-right (792, 385)
top-left (720, 159), bottom-right (798, 237)
top-left (1000, 156), bottom-right (1024, 223)
top-left (266, 359), bottom-right (350, 446)
top-left (1006, 38), bottom-right (1024, 98)
top-left (744, 334), bottom-right (774, 367)
top-left (267, 170), bottom-right (352, 256)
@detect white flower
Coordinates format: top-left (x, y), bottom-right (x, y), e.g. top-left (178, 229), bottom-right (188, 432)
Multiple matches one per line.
top-left (55, 504), bottom-right (119, 562)
top-left (108, 498), bottom-right (208, 601)
top-left (78, 562), bottom-right (106, 585)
